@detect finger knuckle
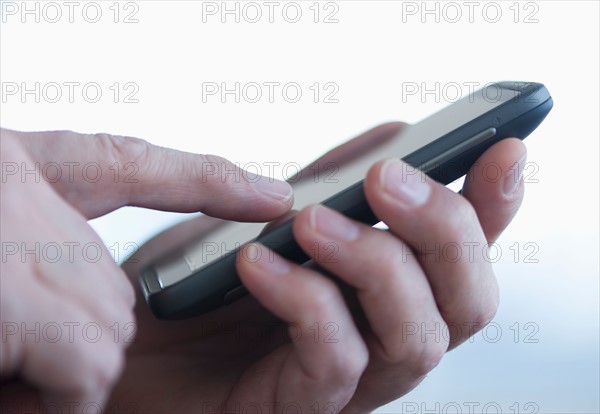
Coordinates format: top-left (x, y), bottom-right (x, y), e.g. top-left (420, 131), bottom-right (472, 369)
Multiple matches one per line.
top-left (95, 346), bottom-right (124, 390)
top-left (473, 281), bottom-right (500, 331)
top-left (79, 342), bottom-right (125, 394)
top-left (411, 338), bottom-right (448, 376)
top-left (439, 281), bottom-right (499, 342)
top-left (393, 335), bottom-right (447, 378)
top-left (374, 255), bottom-right (405, 288)
top-left (0, 131), bottom-right (19, 153)
top-left (0, 132), bottom-right (31, 164)
top-left (304, 281), bottom-right (340, 316)
top-left (328, 346), bottom-right (369, 386)
top-left (60, 339), bottom-right (124, 396)
top-left (91, 132), bottom-right (151, 167)
top-left (382, 322), bottom-right (449, 377)
top-left (199, 154), bottom-right (243, 186)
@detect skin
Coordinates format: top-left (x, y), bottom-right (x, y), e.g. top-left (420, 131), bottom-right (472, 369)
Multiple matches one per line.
top-left (0, 123), bottom-right (527, 413)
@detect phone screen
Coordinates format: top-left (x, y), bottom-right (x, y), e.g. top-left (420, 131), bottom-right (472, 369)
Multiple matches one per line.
top-left (151, 84), bottom-right (523, 290)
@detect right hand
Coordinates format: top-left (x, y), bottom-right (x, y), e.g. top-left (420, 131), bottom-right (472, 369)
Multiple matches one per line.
top-left (0, 128), bottom-right (294, 411)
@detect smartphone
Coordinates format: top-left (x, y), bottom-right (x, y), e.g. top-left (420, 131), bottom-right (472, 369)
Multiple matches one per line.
top-left (140, 81), bottom-right (553, 320)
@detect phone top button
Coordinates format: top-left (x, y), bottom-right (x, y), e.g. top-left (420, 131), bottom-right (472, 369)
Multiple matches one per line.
top-left (223, 285), bottom-right (248, 305)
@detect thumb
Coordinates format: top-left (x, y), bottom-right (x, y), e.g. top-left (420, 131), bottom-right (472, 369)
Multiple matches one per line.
top-left (3, 129), bottom-right (293, 220)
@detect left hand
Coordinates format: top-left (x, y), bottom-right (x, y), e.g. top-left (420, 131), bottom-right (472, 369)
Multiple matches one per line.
top-left (108, 123), bottom-right (527, 413)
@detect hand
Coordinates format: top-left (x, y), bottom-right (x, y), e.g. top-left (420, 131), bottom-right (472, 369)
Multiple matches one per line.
top-left (0, 128), bottom-right (293, 411)
top-left (107, 123), bottom-right (526, 413)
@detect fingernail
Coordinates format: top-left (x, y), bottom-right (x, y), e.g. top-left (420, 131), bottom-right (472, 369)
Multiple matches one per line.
top-left (380, 159), bottom-right (430, 206)
top-left (309, 205), bottom-right (360, 241)
top-left (503, 153), bottom-right (527, 195)
top-left (251, 176), bottom-right (293, 203)
top-left (244, 243), bottom-right (291, 275)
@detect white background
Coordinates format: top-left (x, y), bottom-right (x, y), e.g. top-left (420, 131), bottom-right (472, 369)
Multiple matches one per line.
top-left (1, 1), bottom-right (598, 412)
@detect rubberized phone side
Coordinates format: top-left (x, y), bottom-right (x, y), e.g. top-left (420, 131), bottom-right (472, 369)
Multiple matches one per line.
top-left (146, 85), bottom-right (553, 319)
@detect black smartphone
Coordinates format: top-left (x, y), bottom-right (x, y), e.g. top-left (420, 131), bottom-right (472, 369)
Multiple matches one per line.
top-left (140, 81), bottom-right (553, 320)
